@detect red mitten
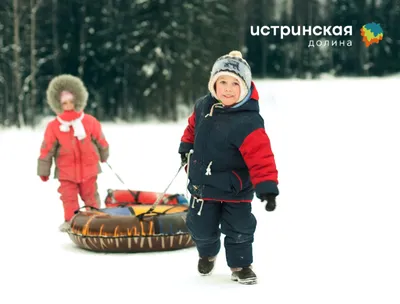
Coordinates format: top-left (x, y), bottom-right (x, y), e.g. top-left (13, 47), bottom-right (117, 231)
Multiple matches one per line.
top-left (40, 176), bottom-right (49, 182)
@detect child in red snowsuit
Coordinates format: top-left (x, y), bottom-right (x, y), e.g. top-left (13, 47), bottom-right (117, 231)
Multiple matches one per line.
top-left (37, 74), bottom-right (109, 232)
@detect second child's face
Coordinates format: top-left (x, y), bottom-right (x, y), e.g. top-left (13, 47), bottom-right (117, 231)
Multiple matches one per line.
top-left (215, 75), bottom-right (240, 106)
top-left (61, 98), bottom-right (75, 111)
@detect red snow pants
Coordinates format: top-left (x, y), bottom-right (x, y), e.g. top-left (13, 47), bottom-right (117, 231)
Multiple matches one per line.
top-left (58, 176), bottom-right (101, 221)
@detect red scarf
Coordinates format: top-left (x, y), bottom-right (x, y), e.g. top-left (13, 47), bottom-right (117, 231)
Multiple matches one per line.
top-left (58, 110), bottom-right (83, 121)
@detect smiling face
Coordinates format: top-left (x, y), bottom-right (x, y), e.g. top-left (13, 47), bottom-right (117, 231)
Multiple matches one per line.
top-left (215, 75), bottom-right (241, 106)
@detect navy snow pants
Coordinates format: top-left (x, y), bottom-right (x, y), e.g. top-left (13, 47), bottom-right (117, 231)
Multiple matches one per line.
top-left (186, 197), bottom-right (257, 268)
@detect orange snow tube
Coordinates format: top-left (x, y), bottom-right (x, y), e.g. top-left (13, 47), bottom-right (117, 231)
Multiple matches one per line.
top-left (104, 189), bottom-right (188, 207)
top-left (67, 191), bottom-right (193, 253)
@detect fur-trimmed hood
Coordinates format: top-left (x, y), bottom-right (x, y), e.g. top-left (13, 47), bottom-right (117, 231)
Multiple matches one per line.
top-left (46, 74), bottom-right (88, 114)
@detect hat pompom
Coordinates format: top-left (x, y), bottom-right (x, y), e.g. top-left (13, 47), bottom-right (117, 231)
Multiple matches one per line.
top-left (228, 50), bottom-right (243, 58)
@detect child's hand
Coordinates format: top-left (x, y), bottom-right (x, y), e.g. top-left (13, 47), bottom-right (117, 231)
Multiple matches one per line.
top-left (40, 176), bottom-right (49, 182)
top-left (180, 153), bottom-right (188, 166)
top-left (260, 194), bottom-right (276, 211)
top-left (265, 197), bottom-right (276, 211)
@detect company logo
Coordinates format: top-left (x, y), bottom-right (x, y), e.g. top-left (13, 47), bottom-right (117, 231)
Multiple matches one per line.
top-left (360, 23), bottom-right (383, 47)
top-left (249, 25), bottom-right (353, 48)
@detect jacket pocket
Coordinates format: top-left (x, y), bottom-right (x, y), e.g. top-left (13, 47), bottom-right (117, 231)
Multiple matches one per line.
top-left (200, 171), bottom-right (231, 193)
top-left (230, 170), bottom-right (251, 194)
top-left (231, 170), bottom-right (243, 193)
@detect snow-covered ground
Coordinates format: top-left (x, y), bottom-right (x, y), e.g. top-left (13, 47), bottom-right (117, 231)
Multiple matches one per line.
top-left (1, 76), bottom-right (399, 304)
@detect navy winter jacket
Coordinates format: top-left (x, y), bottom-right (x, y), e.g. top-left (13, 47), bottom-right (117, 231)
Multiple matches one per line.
top-left (179, 82), bottom-right (279, 202)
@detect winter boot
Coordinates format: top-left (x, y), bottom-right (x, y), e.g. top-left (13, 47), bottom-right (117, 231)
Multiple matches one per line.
top-left (198, 256), bottom-right (216, 275)
top-left (231, 266), bottom-right (257, 285)
top-left (59, 221), bottom-right (71, 232)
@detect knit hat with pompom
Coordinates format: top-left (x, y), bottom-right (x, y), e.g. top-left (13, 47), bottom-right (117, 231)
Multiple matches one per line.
top-left (208, 50), bottom-right (252, 103)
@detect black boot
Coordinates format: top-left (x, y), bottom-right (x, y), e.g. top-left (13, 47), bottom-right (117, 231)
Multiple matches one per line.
top-left (198, 256), bottom-right (216, 275)
top-left (231, 266), bottom-right (257, 285)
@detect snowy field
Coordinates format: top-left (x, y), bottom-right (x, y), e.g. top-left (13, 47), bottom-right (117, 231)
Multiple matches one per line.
top-left (1, 76), bottom-right (399, 304)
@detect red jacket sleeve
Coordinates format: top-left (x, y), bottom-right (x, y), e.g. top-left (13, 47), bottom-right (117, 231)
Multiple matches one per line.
top-left (239, 128), bottom-right (279, 196)
top-left (179, 111), bottom-right (196, 153)
top-left (92, 118), bottom-right (109, 162)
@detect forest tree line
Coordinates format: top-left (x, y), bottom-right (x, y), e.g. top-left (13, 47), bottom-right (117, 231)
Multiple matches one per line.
top-left (0, 0), bottom-right (399, 127)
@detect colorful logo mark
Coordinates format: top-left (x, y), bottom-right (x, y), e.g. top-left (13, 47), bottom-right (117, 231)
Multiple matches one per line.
top-left (360, 22), bottom-right (383, 47)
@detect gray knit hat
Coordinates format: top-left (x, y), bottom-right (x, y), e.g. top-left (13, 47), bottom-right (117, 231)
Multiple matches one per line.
top-left (208, 50), bottom-right (252, 103)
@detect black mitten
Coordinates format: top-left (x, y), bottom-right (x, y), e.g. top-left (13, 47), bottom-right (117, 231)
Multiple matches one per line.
top-left (260, 193), bottom-right (277, 212)
top-left (180, 153), bottom-right (188, 166)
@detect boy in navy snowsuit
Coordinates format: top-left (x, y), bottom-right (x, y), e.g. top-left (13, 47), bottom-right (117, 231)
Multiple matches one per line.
top-left (178, 50), bottom-right (279, 285)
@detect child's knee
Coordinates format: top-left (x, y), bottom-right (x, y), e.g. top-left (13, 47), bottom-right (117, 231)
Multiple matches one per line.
top-left (186, 216), bottom-right (220, 242)
top-left (80, 188), bottom-right (98, 200)
top-left (226, 232), bottom-right (254, 244)
top-left (190, 229), bottom-right (220, 243)
top-left (221, 214), bottom-right (257, 242)
top-left (79, 179), bottom-right (98, 198)
top-left (58, 185), bottom-right (78, 202)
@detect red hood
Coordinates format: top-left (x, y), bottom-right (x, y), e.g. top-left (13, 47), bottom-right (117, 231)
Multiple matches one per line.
top-left (249, 81), bottom-right (259, 101)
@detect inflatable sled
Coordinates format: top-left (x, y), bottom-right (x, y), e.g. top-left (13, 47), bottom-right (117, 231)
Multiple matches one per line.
top-left (105, 189), bottom-right (188, 207)
top-left (67, 192), bottom-right (194, 253)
